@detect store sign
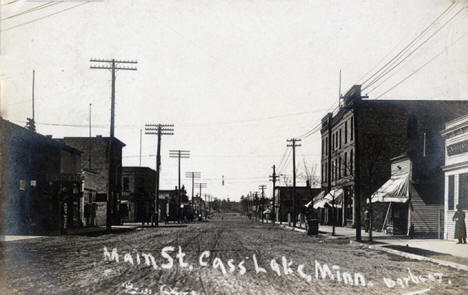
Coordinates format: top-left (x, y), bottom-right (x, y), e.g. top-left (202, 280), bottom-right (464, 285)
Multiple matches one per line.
top-left (447, 140), bottom-right (468, 156)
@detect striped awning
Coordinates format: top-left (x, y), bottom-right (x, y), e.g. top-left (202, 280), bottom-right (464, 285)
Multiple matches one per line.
top-left (313, 189), bottom-right (343, 209)
top-left (370, 174), bottom-right (409, 203)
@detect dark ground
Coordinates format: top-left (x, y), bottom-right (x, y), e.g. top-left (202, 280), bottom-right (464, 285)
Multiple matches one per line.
top-left (1, 214), bottom-right (466, 294)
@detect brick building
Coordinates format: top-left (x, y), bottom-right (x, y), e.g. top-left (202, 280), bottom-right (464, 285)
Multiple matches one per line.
top-left (0, 119), bottom-right (82, 234)
top-left (121, 166), bottom-right (156, 223)
top-left (320, 85), bottom-right (468, 236)
top-left (57, 136), bottom-right (125, 226)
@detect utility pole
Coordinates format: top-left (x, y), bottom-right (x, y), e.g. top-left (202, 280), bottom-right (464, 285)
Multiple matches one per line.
top-left (287, 138), bottom-right (301, 228)
top-left (169, 150), bottom-right (190, 223)
top-left (259, 185), bottom-right (266, 223)
top-left (90, 58), bottom-right (137, 231)
top-left (26, 70), bottom-right (36, 132)
top-left (139, 128), bottom-right (142, 167)
top-left (269, 165), bottom-right (280, 225)
top-left (186, 172), bottom-right (201, 209)
top-left (88, 103), bottom-right (92, 169)
top-left (195, 183), bottom-right (207, 218)
top-left (145, 124), bottom-right (174, 227)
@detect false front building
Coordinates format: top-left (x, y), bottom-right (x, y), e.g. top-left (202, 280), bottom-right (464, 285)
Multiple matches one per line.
top-left (319, 85), bottom-right (468, 237)
top-left (0, 119), bottom-right (82, 234)
top-left (57, 136), bottom-right (125, 226)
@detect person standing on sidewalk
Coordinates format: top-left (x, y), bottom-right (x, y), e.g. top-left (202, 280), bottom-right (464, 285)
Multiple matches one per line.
top-left (453, 204), bottom-right (466, 244)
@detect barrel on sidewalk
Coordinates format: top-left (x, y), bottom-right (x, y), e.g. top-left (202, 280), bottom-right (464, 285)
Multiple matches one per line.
top-left (307, 218), bottom-right (319, 235)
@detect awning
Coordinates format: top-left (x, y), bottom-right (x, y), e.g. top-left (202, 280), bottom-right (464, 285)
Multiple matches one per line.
top-left (313, 189), bottom-right (343, 209)
top-left (263, 209), bottom-right (271, 214)
top-left (370, 174), bottom-right (409, 203)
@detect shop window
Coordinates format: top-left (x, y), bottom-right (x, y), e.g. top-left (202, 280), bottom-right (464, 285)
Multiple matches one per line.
top-left (448, 175), bottom-right (454, 210)
top-left (459, 173), bottom-right (468, 210)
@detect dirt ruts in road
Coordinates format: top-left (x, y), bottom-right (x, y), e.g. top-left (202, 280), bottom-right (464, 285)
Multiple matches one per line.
top-left (1, 215), bottom-right (467, 294)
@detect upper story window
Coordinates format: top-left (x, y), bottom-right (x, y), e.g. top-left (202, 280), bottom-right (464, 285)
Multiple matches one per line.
top-left (350, 116), bottom-right (354, 141)
top-left (339, 129), bottom-right (342, 148)
top-left (344, 121), bottom-right (348, 144)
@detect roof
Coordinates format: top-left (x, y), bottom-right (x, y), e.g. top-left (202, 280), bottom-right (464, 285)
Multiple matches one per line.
top-left (59, 136), bottom-right (126, 147)
top-left (1, 118), bottom-right (82, 155)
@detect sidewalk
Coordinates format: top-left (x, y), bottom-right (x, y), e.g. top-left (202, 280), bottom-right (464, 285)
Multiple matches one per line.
top-left (257, 219), bottom-right (468, 270)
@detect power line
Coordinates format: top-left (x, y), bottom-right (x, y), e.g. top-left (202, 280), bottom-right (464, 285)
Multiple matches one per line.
top-left (1, 2), bottom-right (60, 22)
top-left (363, 4), bottom-right (466, 92)
top-left (2, 1), bottom-right (89, 32)
top-left (374, 30), bottom-right (468, 99)
top-left (360, 1), bottom-right (457, 88)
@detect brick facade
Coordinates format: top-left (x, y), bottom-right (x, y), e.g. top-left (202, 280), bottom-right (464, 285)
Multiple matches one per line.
top-left (320, 85), bottom-right (468, 236)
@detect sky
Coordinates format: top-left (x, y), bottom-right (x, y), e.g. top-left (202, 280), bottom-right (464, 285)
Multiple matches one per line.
top-left (0, 0), bottom-right (467, 201)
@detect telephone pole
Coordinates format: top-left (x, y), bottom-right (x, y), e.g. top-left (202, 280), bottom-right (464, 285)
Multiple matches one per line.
top-left (259, 185), bottom-right (267, 223)
top-left (90, 58), bottom-right (137, 231)
top-left (287, 138), bottom-right (301, 228)
top-left (269, 165), bottom-right (280, 224)
top-left (195, 182), bottom-right (207, 218)
top-left (88, 103), bottom-right (92, 169)
top-left (145, 124), bottom-right (174, 227)
top-left (26, 70), bottom-right (36, 132)
top-left (170, 149), bottom-right (190, 223)
top-left (185, 172), bottom-right (201, 208)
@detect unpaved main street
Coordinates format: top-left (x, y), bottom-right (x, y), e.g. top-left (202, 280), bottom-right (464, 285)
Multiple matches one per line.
top-left (1, 214), bottom-right (466, 295)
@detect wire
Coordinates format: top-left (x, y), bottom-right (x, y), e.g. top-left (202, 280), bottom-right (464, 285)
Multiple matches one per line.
top-left (2, 1), bottom-right (89, 32)
top-left (363, 5), bottom-right (466, 92)
top-left (360, 1), bottom-right (457, 88)
top-left (1, 2), bottom-right (60, 22)
top-left (1, 0), bottom-right (20, 7)
top-left (374, 31), bottom-right (468, 99)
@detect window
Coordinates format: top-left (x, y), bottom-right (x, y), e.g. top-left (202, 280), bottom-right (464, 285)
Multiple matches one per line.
top-left (350, 117), bottom-right (354, 141)
top-left (338, 157), bottom-right (342, 179)
top-left (332, 135), bottom-right (335, 151)
top-left (96, 193), bottom-right (107, 202)
top-left (325, 137), bottom-right (328, 155)
top-left (339, 129), bottom-right (342, 148)
top-left (350, 149), bottom-right (354, 175)
top-left (344, 152), bottom-right (348, 176)
top-left (325, 162), bottom-right (328, 182)
top-left (459, 173), bottom-right (468, 210)
top-left (344, 121), bottom-right (348, 144)
top-left (407, 115), bottom-right (418, 140)
top-left (448, 175), bottom-right (454, 210)
top-left (123, 177), bottom-right (129, 192)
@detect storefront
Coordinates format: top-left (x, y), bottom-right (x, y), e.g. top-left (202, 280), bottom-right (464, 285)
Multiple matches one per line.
top-left (441, 114), bottom-right (468, 240)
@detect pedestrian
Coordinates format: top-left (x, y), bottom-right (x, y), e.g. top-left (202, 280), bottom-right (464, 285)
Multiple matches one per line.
top-left (453, 204), bottom-right (466, 244)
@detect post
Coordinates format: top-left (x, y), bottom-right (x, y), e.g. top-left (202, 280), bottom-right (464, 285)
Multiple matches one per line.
top-left (139, 128), bottom-right (142, 167)
top-left (88, 103), bottom-right (92, 169)
top-left (145, 123), bottom-right (174, 227)
top-left (269, 165), bottom-right (279, 225)
top-left (170, 150), bottom-right (190, 223)
top-left (90, 58), bottom-right (137, 231)
top-left (287, 138), bottom-right (301, 228)
top-left (354, 99), bottom-right (362, 242)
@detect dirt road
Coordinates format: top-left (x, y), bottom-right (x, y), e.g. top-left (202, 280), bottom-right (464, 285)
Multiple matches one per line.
top-left (1, 214), bottom-right (466, 294)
